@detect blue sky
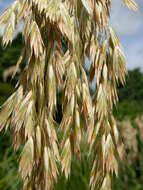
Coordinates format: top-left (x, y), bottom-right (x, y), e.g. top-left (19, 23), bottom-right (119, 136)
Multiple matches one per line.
top-left (110, 0), bottom-right (143, 70)
top-left (0, 0), bottom-right (143, 70)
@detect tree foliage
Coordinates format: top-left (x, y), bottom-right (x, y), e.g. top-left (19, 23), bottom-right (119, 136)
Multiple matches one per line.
top-left (0, 34), bottom-right (22, 104)
top-left (115, 69), bottom-right (143, 120)
top-left (0, 0), bottom-right (137, 189)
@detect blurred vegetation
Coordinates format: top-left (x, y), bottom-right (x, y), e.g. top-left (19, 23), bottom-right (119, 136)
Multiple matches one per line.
top-left (0, 131), bottom-right (21, 190)
top-left (0, 34), bottom-right (143, 190)
top-left (114, 68), bottom-right (143, 120)
top-left (0, 33), bottom-right (22, 104)
top-left (0, 34), bottom-right (22, 190)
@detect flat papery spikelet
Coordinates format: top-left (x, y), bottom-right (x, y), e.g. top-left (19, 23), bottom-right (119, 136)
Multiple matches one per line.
top-left (123, 0), bottom-right (138, 11)
top-left (0, 0), bottom-right (137, 189)
top-left (101, 175), bottom-right (112, 190)
top-left (74, 107), bottom-right (81, 146)
top-left (36, 125), bottom-right (42, 157)
top-left (47, 62), bottom-right (57, 113)
top-left (43, 0), bottom-right (73, 41)
top-left (44, 146), bottom-right (49, 172)
top-left (30, 21), bottom-right (44, 58)
top-left (0, 85), bottom-right (23, 132)
top-left (0, 92), bottom-right (16, 131)
top-left (34, 0), bottom-right (48, 13)
top-left (61, 138), bottom-right (71, 179)
top-left (19, 137), bottom-right (34, 179)
top-left (2, 12), bottom-right (16, 46)
top-left (0, 0), bottom-right (21, 46)
top-left (45, 117), bottom-right (60, 161)
top-left (112, 46), bottom-right (127, 84)
top-left (109, 27), bottom-right (121, 47)
top-left (48, 148), bottom-right (59, 180)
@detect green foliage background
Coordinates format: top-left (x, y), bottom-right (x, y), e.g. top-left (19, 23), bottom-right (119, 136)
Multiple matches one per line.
top-left (114, 68), bottom-right (143, 120)
top-left (0, 34), bottom-right (143, 190)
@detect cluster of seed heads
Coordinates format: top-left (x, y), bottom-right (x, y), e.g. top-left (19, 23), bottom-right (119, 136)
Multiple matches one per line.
top-left (0, 0), bottom-right (137, 189)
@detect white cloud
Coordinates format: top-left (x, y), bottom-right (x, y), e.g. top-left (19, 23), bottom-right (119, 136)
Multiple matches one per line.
top-left (110, 0), bottom-right (143, 36)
